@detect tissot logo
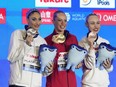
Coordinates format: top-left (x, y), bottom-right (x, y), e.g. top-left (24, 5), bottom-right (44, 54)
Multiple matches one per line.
top-left (0, 8), bottom-right (6, 24)
top-left (35, 0), bottom-right (71, 7)
top-left (94, 10), bottom-right (116, 25)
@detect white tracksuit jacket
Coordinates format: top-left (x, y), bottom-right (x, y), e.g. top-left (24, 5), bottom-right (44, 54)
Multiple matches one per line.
top-left (8, 29), bottom-right (47, 87)
top-left (79, 36), bottom-right (113, 87)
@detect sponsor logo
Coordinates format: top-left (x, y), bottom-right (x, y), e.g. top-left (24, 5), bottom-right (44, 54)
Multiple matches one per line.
top-left (94, 10), bottom-right (116, 25)
top-left (65, 12), bottom-right (70, 21)
top-left (81, 0), bottom-right (92, 6)
top-left (22, 8), bottom-right (57, 24)
top-left (80, 0), bottom-right (115, 8)
top-left (35, 0), bottom-right (71, 7)
top-left (71, 13), bottom-right (86, 21)
top-left (97, 0), bottom-right (110, 5)
top-left (0, 8), bottom-right (6, 24)
top-left (40, 9), bottom-right (57, 24)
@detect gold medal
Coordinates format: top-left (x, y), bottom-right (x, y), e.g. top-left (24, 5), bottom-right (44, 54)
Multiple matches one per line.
top-left (52, 34), bottom-right (66, 43)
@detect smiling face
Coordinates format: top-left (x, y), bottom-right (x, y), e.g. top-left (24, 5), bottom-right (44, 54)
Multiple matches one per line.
top-left (86, 14), bottom-right (100, 34)
top-left (53, 12), bottom-right (67, 34)
top-left (27, 12), bottom-right (41, 31)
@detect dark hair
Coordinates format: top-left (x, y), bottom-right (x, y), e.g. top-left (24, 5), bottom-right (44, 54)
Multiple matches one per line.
top-left (26, 8), bottom-right (40, 19)
top-left (53, 10), bottom-right (65, 21)
top-left (86, 13), bottom-right (98, 23)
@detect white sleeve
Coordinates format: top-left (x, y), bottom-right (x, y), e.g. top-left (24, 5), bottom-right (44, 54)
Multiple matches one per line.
top-left (79, 40), bottom-right (96, 70)
top-left (84, 49), bottom-right (96, 69)
top-left (8, 30), bottom-right (31, 63)
top-left (106, 65), bottom-right (113, 72)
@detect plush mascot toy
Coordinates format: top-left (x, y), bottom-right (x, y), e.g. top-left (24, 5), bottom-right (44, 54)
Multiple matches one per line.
top-left (66, 44), bottom-right (87, 72)
top-left (96, 43), bottom-right (116, 70)
top-left (38, 44), bottom-right (57, 72)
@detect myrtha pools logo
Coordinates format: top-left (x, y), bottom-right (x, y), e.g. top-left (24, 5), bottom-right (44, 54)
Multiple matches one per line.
top-left (80, 0), bottom-right (115, 8)
top-left (81, 0), bottom-right (111, 6)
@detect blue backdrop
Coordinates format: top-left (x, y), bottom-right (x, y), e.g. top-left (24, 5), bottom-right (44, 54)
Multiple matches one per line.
top-left (0, 0), bottom-right (116, 87)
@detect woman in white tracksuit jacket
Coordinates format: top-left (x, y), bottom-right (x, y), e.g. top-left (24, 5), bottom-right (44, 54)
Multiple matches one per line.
top-left (8, 8), bottom-right (53, 87)
top-left (79, 13), bottom-right (113, 87)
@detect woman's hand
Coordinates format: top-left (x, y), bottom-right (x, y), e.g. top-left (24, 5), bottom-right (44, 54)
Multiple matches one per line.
top-left (45, 61), bottom-right (54, 73)
top-left (87, 32), bottom-right (97, 49)
top-left (103, 58), bottom-right (111, 69)
top-left (26, 35), bottom-right (33, 46)
top-left (76, 62), bottom-right (83, 69)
